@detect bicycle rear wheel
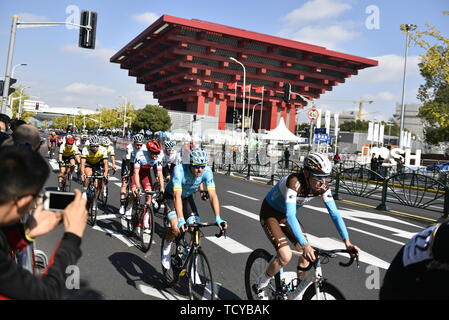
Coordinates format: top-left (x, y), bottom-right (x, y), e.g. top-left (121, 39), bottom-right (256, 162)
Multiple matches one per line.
top-left (244, 248), bottom-right (275, 300)
top-left (302, 282), bottom-right (345, 300)
top-left (138, 205), bottom-right (154, 253)
top-left (188, 249), bottom-right (215, 300)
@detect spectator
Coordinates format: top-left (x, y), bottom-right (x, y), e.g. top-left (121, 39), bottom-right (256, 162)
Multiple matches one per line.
top-left (333, 153), bottom-right (341, 165)
top-left (380, 219), bottom-right (449, 299)
top-left (0, 113), bottom-right (10, 133)
top-left (9, 119), bottom-right (26, 132)
top-left (232, 145), bottom-right (237, 164)
top-left (1, 124), bottom-right (43, 152)
top-left (0, 145), bottom-right (88, 299)
top-left (283, 147), bottom-right (290, 168)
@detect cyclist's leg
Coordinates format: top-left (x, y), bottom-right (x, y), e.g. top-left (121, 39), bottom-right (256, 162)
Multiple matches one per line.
top-left (84, 166), bottom-right (93, 190)
top-left (161, 192), bottom-right (178, 270)
top-left (281, 219), bottom-right (309, 281)
top-left (141, 169), bottom-right (153, 206)
top-left (256, 199), bottom-right (294, 293)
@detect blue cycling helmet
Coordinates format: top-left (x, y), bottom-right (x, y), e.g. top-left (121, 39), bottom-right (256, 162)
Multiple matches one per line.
top-left (190, 148), bottom-right (208, 166)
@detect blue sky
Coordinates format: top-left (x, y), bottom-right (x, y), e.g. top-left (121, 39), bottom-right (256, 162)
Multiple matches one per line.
top-left (0, 0), bottom-right (448, 122)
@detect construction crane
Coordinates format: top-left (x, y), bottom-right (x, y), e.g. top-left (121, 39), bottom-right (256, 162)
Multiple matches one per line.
top-left (318, 99), bottom-right (374, 121)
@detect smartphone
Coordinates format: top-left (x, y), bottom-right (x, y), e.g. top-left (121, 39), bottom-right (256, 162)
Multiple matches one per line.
top-left (44, 191), bottom-right (75, 211)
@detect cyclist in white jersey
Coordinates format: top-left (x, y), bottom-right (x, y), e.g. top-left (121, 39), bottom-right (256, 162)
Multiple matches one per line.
top-left (161, 140), bottom-right (181, 181)
top-left (119, 134), bottom-right (147, 215)
top-left (256, 152), bottom-right (359, 299)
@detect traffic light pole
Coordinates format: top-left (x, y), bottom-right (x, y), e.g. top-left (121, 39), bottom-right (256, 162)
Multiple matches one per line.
top-left (1, 15), bottom-right (93, 116)
top-left (1, 15), bottom-right (19, 116)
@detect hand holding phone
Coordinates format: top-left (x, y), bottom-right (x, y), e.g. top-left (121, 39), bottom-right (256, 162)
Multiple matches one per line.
top-left (44, 191), bottom-right (76, 211)
top-left (61, 189), bottom-right (87, 238)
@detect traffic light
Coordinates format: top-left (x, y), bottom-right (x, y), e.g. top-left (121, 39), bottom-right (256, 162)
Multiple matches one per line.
top-left (193, 114), bottom-right (197, 121)
top-left (232, 110), bottom-right (237, 120)
top-left (35, 102), bottom-right (39, 110)
top-left (116, 112), bottom-right (121, 119)
top-left (79, 10), bottom-right (97, 49)
top-left (0, 79), bottom-right (16, 96)
top-left (283, 82), bottom-right (291, 103)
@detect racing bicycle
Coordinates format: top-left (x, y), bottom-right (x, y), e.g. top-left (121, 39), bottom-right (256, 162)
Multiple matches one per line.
top-left (245, 246), bottom-right (359, 300)
top-left (125, 189), bottom-right (160, 253)
top-left (161, 221), bottom-right (226, 300)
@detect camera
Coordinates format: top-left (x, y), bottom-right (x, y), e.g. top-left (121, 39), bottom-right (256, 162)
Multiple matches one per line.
top-left (43, 191), bottom-right (75, 211)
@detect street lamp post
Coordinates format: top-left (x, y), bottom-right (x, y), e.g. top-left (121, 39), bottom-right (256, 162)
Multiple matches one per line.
top-left (11, 63), bottom-right (27, 79)
top-left (18, 86), bottom-right (30, 119)
top-left (399, 23), bottom-right (417, 148)
top-left (119, 96), bottom-right (128, 138)
top-left (229, 57), bottom-right (246, 146)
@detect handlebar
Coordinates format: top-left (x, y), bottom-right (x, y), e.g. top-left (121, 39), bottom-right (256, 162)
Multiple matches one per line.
top-left (297, 248), bottom-right (359, 271)
top-left (183, 222), bottom-right (227, 239)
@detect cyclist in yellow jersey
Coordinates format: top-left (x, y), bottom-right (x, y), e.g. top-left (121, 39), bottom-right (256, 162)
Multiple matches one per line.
top-left (80, 136), bottom-right (109, 198)
top-left (57, 137), bottom-right (80, 191)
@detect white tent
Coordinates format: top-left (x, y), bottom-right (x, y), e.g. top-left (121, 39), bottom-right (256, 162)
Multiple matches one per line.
top-left (261, 117), bottom-right (301, 142)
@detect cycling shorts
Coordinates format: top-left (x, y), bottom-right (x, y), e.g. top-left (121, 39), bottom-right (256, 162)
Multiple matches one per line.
top-left (163, 192), bottom-right (198, 219)
top-left (132, 168), bottom-right (156, 191)
top-left (260, 198), bottom-right (305, 250)
top-left (62, 155), bottom-right (77, 162)
top-left (85, 162), bottom-right (102, 172)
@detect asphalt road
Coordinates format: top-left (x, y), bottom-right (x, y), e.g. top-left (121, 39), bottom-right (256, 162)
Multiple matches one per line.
top-left (35, 145), bottom-right (435, 300)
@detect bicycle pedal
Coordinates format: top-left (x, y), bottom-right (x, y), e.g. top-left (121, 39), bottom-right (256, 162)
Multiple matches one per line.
top-left (179, 269), bottom-right (188, 277)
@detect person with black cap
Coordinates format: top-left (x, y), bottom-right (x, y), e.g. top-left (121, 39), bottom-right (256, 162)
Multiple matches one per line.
top-left (380, 219), bottom-right (449, 299)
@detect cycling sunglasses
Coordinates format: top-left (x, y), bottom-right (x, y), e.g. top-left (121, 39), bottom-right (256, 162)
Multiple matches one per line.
top-left (192, 165), bottom-right (206, 170)
top-left (310, 174), bottom-right (330, 182)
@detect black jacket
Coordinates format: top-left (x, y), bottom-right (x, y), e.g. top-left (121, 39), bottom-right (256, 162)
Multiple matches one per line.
top-left (0, 224), bottom-right (82, 299)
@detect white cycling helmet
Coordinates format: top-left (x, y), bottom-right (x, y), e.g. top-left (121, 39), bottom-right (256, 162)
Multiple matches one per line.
top-left (133, 134), bottom-right (144, 143)
top-left (164, 140), bottom-right (175, 150)
top-left (303, 152), bottom-right (332, 176)
top-left (102, 136), bottom-right (111, 146)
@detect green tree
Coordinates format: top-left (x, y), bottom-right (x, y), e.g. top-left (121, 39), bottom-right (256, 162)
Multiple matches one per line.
top-left (9, 86), bottom-right (36, 122)
top-left (132, 105), bottom-right (172, 133)
top-left (405, 14), bottom-right (449, 144)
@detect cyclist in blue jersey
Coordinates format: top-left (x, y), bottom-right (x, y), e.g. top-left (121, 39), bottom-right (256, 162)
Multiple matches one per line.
top-left (256, 152), bottom-right (359, 299)
top-left (161, 148), bottom-right (227, 271)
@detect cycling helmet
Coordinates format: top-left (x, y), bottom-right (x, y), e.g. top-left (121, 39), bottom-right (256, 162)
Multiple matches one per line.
top-left (147, 140), bottom-right (162, 153)
top-left (133, 134), bottom-right (144, 143)
top-left (89, 135), bottom-right (100, 146)
top-left (164, 140), bottom-right (175, 150)
top-left (190, 148), bottom-right (208, 166)
top-left (303, 152), bottom-right (332, 176)
top-left (81, 134), bottom-right (88, 141)
top-left (102, 137), bottom-right (111, 146)
top-left (66, 137), bottom-right (75, 145)
top-left (51, 131), bottom-right (56, 135)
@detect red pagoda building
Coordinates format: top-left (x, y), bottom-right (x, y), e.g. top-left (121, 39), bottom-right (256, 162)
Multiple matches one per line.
top-left (110, 15), bottom-right (378, 133)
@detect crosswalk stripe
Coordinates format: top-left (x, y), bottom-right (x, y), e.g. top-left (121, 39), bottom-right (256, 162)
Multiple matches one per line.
top-left (227, 190), bottom-right (259, 201)
top-left (222, 205), bottom-right (259, 221)
top-left (108, 176), bottom-right (119, 181)
top-left (205, 236), bottom-right (252, 254)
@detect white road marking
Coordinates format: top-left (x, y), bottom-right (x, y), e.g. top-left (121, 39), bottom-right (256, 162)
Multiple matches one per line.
top-left (303, 205), bottom-right (421, 239)
top-left (136, 284), bottom-right (187, 300)
top-left (348, 227), bottom-right (405, 246)
top-left (305, 234), bottom-right (391, 270)
top-left (205, 236), bottom-right (252, 254)
top-left (222, 205), bottom-right (259, 221)
top-left (92, 224), bottom-right (134, 247)
top-left (114, 183), bottom-right (122, 188)
top-left (108, 176), bottom-right (119, 181)
top-left (226, 190), bottom-right (259, 201)
top-left (96, 214), bottom-right (121, 221)
top-left (48, 159), bottom-right (60, 171)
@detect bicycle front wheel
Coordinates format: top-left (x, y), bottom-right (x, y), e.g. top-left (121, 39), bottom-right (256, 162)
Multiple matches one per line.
top-left (87, 190), bottom-right (98, 226)
top-left (188, 249), bottom-right (215, 300)
top-left (138, 205), bottom-right (154, 253)
top-left (244, 248), bottom-right (275, 300)
top-left (302, 282), bottom-right (345, 300)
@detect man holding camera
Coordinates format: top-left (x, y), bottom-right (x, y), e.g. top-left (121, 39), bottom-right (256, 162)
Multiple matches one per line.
top-left (0, 145), bottom-right (88, 299)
